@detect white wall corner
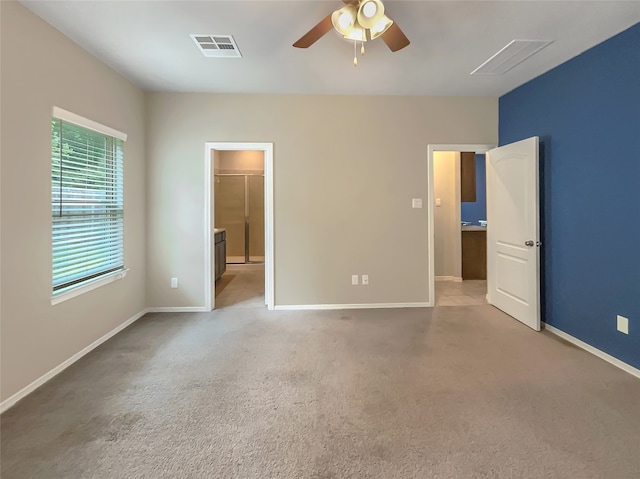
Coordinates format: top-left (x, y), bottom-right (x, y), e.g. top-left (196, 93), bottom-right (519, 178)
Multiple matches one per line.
top-left (0, 308), bottom-right (149, 414)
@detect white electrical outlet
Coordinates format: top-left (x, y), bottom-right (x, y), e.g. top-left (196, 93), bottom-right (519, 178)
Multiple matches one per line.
top-left (171, 277), bottom-right (178, 289)
top-left (617, 315), bottom-right (629, 334)
top-left (351, 275), bottom-right (359, 285)
top-left (412, 198), bottom-right (423, 209)
top-left (362, 275), bottom-right (369, 285)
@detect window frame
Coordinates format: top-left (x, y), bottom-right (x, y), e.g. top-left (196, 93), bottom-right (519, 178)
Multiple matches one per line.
top-left (50, 107), bottom-right (128, 305)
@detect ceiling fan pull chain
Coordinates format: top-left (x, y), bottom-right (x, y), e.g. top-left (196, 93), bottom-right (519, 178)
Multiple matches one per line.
top-left (361, 42), bottom-right (365, 55)
top-left (353, 40), bottom-right (358, 66)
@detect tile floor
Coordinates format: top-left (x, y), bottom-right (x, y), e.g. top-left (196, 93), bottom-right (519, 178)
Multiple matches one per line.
top-left (215, 264), bottom-right (265, 309)
top-left (435, 279), bottom-right (487, 306)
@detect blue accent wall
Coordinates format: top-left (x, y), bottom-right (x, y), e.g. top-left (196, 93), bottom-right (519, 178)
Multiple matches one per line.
top-left (499, 24), bottom-right (640, 369)
top-left (461, 154), bottom-right (486, 225)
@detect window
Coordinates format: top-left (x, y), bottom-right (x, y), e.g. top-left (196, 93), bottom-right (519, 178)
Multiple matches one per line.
top-left (51, 108), bottom-right (126, 299)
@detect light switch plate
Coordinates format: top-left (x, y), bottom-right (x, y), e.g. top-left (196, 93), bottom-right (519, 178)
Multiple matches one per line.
top-left (412, 198), bottom-right (423, 209)
top-left (435, 198), bottom-right (441, 207)
top-left (351, 275), bottom-right (359, 285)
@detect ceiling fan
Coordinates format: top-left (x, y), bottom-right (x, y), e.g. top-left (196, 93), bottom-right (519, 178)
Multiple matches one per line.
top-left (293, 0), bottom-right (410, 54)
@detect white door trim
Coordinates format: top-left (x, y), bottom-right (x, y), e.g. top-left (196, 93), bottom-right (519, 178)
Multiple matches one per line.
top-left (427, 144), bottom-right (495, 307)
top-left (204, 142), bottom-right (275, 311)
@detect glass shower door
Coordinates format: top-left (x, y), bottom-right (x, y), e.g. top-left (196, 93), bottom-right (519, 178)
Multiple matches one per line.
top-left (215, 174), bottom-right (264, 264)
top-left (248, 175), bottom-right (264, 262)
top-left (215, 175), bottom-right (246, 263)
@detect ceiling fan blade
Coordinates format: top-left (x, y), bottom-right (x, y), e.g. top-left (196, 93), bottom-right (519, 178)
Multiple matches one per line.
top-left (293, 14), bottom-right (333, 48)
top-left (381, 21), bottom-right (410, 52)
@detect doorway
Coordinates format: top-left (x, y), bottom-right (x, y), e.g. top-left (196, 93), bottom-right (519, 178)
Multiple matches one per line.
top-left (428, 141), bottom-right (542, 330)
top-left (214, 151), bottom-right (265, 264)
top-left (427, 144), bottom-right (493, 307)
top-left (204, 142), bottom-right (274, 311)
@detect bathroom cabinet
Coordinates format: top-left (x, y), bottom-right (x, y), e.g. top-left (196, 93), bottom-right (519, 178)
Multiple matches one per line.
top-left (460, 151), bottom-right (477, 202)
top-left (462, 226), bottom-right (486, 280)
top-left (214, 229), bottom-right (227, 282)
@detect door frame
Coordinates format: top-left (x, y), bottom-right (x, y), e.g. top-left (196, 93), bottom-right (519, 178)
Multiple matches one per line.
top-left (427, 144), bottom-right (494, 307)
top-left (204, 142), bottom-right (274, 311)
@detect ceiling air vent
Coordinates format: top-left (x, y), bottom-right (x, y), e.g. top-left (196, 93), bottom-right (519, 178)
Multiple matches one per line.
top-left (191, 34), bottom-right (242, 58)
top-left (471, 40), bottom-right (552, 75)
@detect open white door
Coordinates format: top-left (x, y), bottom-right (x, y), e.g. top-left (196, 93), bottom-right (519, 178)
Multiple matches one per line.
top-left (486, 137), bottom-right (540, 331)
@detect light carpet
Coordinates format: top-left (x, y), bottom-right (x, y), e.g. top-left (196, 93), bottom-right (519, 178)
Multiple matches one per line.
top-left (2, 305), bottom-right (639, 478)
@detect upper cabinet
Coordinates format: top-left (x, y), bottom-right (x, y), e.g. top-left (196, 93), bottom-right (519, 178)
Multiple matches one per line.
top-left (460, 151), bottom-right (476, 202)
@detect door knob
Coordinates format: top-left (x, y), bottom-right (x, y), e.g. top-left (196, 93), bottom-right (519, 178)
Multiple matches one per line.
top-left (525, 240), bottom-right (534, 247)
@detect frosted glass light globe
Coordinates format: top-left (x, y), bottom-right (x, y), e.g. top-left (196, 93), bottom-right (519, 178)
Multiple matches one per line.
top-left (362, 1), bottom-right (377, 18)
top-left (338, 12), bottom-right (353, 28)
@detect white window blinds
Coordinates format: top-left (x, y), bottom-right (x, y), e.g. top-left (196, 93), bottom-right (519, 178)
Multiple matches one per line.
top-left (51, 116), bottom-right (124, 294)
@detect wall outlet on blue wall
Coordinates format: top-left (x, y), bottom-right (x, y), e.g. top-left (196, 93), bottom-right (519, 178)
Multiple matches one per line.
top-left (617, 315), bottom-right (629, 335)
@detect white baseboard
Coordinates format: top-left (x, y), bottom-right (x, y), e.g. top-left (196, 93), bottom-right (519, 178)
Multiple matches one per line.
top-left (544, 323), bottom-right (640, 380)
top-left (1, 308), bottom-right (149, 414)
top-left (274, 302), bottom-right (431, 311)
top-left (435, 276), bottom-right (463, 282)
top-left (146, 306), bottom-right (210, 313)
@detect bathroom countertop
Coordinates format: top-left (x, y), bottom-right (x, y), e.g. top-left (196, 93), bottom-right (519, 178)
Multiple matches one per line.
top-left (462, 225), bottom-right (487, 232)
top-left (214, 228), bottom-right (226, 234)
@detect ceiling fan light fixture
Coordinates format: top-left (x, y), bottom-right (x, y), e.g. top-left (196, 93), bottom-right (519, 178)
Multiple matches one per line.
top-left (338, 12), bottom-right (352, 29)
top-left (363, 2), bottom-right (377, 18)
top-left (344, 25), bottom-right (367, 42)
top-left (331, 5), bottom-right (357, 36)
top-left (293, 0), bottom-right (409, 53)
top-left (357, 0), bottom-right (385, 29)
top-left (369, 15), bottom-right (393, 40)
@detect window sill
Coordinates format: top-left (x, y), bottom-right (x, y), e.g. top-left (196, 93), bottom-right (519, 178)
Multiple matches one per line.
top-left (51, 268), bottom-right (129, 305)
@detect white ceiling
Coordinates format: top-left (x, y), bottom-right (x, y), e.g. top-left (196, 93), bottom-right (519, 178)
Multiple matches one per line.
top-left (20, 0), bottom-right (640, 96)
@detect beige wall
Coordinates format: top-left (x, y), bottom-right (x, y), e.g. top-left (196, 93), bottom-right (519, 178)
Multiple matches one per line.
top-left (146, 94), bottom-right (497, 307)
top-left (218, 150), bottom-right (264, 173)
top-left (434, 152), bottom-right (462, 278)
top-left (0, 2), bottom-right (147, 403)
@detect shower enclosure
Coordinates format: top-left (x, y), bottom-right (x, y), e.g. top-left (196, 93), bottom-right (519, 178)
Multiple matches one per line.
top-left (214, 174), bottom-right (264, 264)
